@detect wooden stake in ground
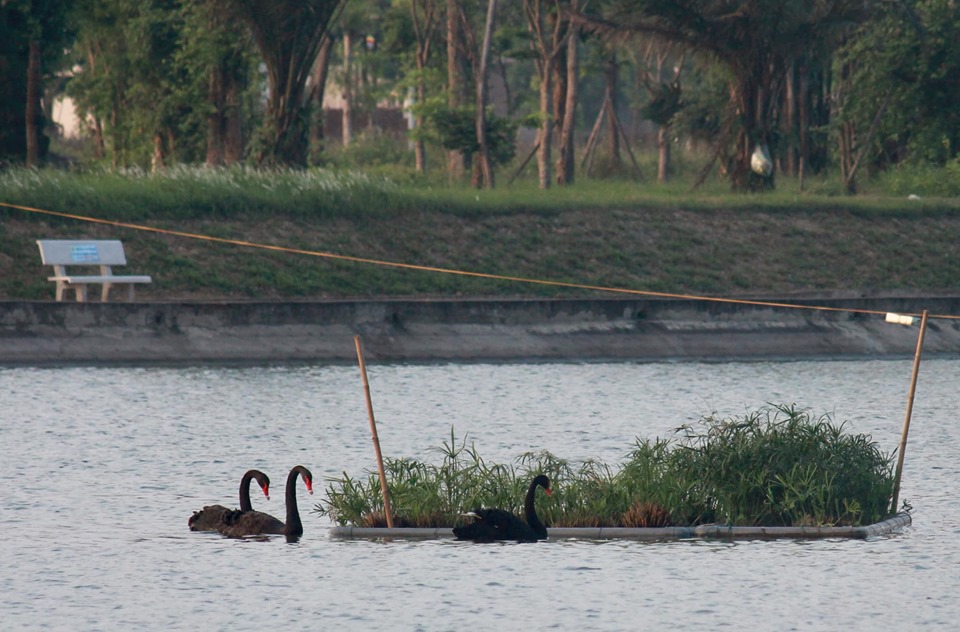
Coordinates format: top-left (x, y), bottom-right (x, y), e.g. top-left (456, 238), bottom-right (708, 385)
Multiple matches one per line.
top-left (354, 335), bottom-right (394, 528)
top-left (890, 309), bottom-right (928, 515)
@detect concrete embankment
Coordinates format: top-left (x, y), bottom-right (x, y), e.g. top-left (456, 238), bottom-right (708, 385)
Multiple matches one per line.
top-left (1, 295), bottom-right (959, 365)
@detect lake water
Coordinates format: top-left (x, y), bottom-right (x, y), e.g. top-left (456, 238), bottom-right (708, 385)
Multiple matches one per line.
top-left (2, 358), bottom-right (959, 631)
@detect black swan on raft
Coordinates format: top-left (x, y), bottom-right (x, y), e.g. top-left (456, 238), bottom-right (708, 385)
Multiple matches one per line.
top-left (453, 474), bottom-right (552, 543)
top-left (218, 465), bottom-right (313, 541)
top-left (188, 469), bottom-right (271, 532)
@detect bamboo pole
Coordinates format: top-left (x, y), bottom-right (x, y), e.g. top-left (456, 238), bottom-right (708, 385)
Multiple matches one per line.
top-left (890, 309), bottom-right (928, 514)
top-left (354, 335), bottom-right (394, 528)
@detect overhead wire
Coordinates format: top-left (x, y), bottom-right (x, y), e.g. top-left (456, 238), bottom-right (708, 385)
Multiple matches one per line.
top-left (3, 200), bottom-right (957, 321)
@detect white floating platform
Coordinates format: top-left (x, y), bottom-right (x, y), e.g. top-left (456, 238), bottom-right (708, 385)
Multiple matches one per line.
top-left (328, 512), bottom-right (911, 541)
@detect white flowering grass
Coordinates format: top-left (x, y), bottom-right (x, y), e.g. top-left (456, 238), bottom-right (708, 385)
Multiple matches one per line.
top-left (0, 165), bottom-right (400, 220)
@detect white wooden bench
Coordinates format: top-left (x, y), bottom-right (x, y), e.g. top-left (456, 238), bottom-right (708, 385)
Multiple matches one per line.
top-left (36, 239), bottom-right (153, 302)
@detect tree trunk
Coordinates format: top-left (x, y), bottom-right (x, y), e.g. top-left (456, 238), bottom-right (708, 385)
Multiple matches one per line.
top-left (797, 62), bottom-right (809, 192)
top-left (556, 9), bottom-right (578, 186)
top-left (781, 61), bottom-right (796, 176)
top-left (536, 66), bottom-right (554, 189)
top-left (476, 0), bottom-right (497, 188)
top-left (581, 96), bottom-right (608, 175)
top-left (657, 127), bottom-right (669, 183)
top-left (92, 115), bottom-right (105, 160)
top-left (309, 35), bottom-right (334, 164)
top-left (25, 40), bottom-right (42, 167)
top-left (224, 70), bottom-right (244, 164)
top-left (603, 52), bottom-right (620, 165)
top-left (526, 0), bottom-right (564, 189)
top-left (730, 70), bottom-right (772, 192)
top-left (342, 32), bottom-right (353, 147)
top-left (446, 0), bottom-right (467, 180)
top-left (84, 47), bottom-right (105, 160)
top-left (552, 22), bottom-right (567, 129)
top-left (410, 0), bottom-right (439, 175)
top-left (110, 104), bottom-right (120, 168)
top-left (151, 133), bottom-right (164, 173)
top-left (414, 78), bottom-right (427, 174)
top-left (206, 66), bottom-right (226, 166)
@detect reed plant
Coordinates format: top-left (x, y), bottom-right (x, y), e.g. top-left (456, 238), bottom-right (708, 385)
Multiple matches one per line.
top-left (314, 406), bottom-right (896, 529)
top-left (672, 405), bottom-right (895, 526)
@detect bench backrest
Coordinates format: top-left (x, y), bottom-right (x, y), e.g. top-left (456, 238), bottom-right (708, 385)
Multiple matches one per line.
top-left (37, 240), bottom-right (129, 267)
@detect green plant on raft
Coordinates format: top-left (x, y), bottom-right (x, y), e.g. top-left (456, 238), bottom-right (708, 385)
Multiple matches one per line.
top-left (314, 407), bottom-right (897, 529)
top-left (674, 404), bottom-right (895, 526)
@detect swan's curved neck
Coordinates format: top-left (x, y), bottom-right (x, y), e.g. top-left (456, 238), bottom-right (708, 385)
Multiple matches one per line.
top-left (239, 470), bottom-right (256, 512)
top-left (285, 468), bottom-right (304, 537)
top-left (524, 479), bottom-right (546, 535)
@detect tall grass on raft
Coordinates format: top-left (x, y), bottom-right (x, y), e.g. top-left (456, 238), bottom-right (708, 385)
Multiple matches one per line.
top-left (673, 404), bottom-right (895, 526)
top-left (314, 405), bottom-right (896, 529)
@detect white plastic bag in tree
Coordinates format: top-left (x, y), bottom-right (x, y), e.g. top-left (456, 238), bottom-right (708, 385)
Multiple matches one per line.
top-left (751, 144), bottom-right (773, 176)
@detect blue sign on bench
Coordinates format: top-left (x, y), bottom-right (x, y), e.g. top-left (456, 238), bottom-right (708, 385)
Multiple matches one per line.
top-left (70, 244), bottom-right (101, 263)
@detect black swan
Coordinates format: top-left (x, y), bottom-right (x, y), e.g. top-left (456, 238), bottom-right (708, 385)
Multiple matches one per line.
top-left (453, 474), bottom-right (552, 543)
top-left (188, 469), bottom-right (271, 532)
top-left (218, 465), bottom-right (313, 540)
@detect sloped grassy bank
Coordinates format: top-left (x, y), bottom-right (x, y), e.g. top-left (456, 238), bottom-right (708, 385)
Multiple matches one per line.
top-left (314, 405), bottom-right (897, 530)
top-left (4, 166), bottom-right (960, 301)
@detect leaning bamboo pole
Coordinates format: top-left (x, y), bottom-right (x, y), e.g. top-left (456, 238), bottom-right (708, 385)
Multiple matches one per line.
top-left (890, 309), bottom-right (929, 514)
top-left (354, 335), bottom-right (394, 528)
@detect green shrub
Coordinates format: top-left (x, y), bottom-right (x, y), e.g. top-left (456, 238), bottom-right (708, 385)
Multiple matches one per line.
top-left (872, 159), bottom-right (960, 197)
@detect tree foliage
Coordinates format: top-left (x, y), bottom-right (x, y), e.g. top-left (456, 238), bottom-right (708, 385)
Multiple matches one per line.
top-left (424, 102), bottom-right (518, 165)
top-left (224, 0), bottom-right (347, 166)
top-left (4, 0), bottom-right (960, 197)
top-left (580, 0), bottom-right (872, 191)
top-left (0, 0), bottom-right (74, 164)
top-left (836, 0), bottom-right (960, 168)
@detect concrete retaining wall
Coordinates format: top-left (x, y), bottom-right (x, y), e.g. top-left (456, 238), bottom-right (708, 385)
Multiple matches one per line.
top-left (2, 296), bottom-right (959, 365)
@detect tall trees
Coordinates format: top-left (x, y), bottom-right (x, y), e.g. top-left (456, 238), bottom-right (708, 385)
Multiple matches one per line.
top-left (225, 0), bottom-right (346, 166)
top-left (0, 6), bottom-right (27, 163)
top-left (9, 0), bottom-right (960, 193)
top-left (524, 0), bottom-right (568, 189)
top-left (475, 0), bottom-right (497, 187)
top-left (409, 0), bottom-right (443, 173)
top-left (69, 0), bottom-right (143, 167)
top-left (178, 0), bottom-right (256, 166)
top-left (635, 39), bottom-right (685, 183)
top-left (554, 0), bottom-right (578, 185)
top-left (0, 0), bottom-right (73, 166)
top-left (581, 0), bottom-right (871, 191)
top-left (70, 0), bottom-right (191, 169)
top-left (445, 0), bottom-right (470, 179)
top-left (835, 0), bottom-right (960, 190)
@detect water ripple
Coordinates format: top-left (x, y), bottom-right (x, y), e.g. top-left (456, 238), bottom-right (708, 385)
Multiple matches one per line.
top-left (1, 359), bottom-right (958, 630)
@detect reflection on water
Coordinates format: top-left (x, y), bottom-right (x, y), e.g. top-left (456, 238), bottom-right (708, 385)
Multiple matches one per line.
top-left (2, 359), bottom-right (959, 630)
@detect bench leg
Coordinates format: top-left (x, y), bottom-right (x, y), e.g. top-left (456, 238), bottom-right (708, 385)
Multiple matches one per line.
top-left (127, 285), bottom-right (136, 301)
top-left (74, 284), bottom-right (88, 302)
top-left (101, 282), bottom-right (113, 302)
top-left (55, 282), bottom-right (66, 302)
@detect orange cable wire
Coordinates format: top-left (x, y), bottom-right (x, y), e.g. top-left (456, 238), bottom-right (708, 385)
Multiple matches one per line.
top-left (4, 200), bottom-right (957, 320)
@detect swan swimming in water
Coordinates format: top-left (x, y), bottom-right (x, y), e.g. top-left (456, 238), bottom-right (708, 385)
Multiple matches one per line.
top-left (453, 474), bottom-right (552, 543)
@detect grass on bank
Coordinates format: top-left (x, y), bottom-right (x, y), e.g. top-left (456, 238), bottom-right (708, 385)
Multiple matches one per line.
top-left (3, 164), bottom-right (960, 301)
top-left (313, 405), bottom-right (897, 529)
top-left (3, 164), bottom-right (960, 223)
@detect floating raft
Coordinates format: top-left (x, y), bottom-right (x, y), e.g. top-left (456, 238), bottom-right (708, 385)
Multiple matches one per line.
top-left (328, 512), bottom-right (911, 541)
